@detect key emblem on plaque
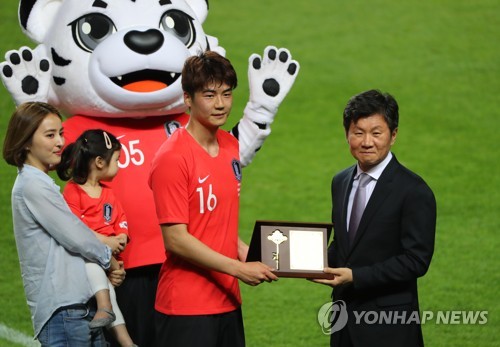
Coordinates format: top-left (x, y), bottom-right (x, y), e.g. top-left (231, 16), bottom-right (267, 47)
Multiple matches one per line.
top-left (267, 229), bottom-right (288, 270)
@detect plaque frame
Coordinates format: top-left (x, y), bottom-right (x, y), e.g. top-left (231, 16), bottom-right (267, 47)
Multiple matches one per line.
top-left (246, 220), bottom-right (333, 279)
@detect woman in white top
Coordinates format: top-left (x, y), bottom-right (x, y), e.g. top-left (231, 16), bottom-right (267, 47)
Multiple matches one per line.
top-left (2, 102), bottom-right (124, 347)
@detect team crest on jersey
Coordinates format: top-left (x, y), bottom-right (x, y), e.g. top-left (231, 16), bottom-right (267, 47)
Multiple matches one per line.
top-left (232, 159), bottom-right (242, 182)
top-left (103, 203), bottom-right (113, 224)
top-left (164, 121), bottom-right (182, 137)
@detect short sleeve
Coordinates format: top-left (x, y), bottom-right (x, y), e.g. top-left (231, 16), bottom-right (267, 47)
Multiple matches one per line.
top-left (149, 150), bottom-right (190, 225)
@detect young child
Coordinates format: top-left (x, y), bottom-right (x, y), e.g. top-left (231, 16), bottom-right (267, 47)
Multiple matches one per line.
top-left (57, 129), bottom-right (136, 347)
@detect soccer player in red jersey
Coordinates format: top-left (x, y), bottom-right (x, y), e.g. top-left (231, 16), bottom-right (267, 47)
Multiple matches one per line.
top-left (149, 51), bottom-right (278, 347)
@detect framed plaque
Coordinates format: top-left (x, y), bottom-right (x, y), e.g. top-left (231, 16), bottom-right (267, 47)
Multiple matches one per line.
top-left (246, 220), bottom-right (333, 279)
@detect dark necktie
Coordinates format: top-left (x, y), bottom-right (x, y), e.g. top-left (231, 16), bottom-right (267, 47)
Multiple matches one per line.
top-left (348, 173), bottom-right (372, 245)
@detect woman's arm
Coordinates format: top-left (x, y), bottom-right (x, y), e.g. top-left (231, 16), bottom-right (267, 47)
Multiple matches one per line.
top-left (24, 180), bottom-right (111, 268)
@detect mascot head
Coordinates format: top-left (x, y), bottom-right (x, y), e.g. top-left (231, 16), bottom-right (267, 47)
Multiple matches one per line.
top-left (19, 0), bottom-right (223, 118)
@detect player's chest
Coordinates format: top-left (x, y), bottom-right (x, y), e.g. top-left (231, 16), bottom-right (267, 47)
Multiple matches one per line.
top-left (188, 154), bottom-right (242, 210)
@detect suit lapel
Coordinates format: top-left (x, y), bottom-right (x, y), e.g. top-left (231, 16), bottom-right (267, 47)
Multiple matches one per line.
top-left (347, 157), bottom-right (400, 256)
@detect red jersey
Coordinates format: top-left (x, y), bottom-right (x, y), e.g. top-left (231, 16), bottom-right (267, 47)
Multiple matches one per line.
top-left (63, 181), bottom-right (129, 238)
top-left (149, 128), bottom-right (243, 315)
top-left (63, 114), bottom-right (189, 269)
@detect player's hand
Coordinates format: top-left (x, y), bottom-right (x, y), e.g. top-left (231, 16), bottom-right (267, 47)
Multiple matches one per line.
top-left (236, 261), bottom-right (278, 286)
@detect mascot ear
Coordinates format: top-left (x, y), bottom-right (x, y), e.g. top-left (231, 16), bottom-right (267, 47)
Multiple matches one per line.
top-left (19, 0), bottom-right (63, 44)
top-left (185, 0), bottom-right (209, 23)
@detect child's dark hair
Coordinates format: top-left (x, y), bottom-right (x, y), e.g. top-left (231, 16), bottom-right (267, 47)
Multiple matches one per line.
top-left (57, 129), bottom-right (121, 184)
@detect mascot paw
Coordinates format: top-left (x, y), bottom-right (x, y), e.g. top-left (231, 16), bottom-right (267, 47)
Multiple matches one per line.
top-left (245, 46), bottom-right (300, 124)
top-left (0, 46), bottom-right (51, 104)
top-left (206, 35), bottom-right (226, 57)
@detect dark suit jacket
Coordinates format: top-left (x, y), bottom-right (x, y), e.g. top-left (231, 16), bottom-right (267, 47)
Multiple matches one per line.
top-left (328, 155), bottom-right (436, 347)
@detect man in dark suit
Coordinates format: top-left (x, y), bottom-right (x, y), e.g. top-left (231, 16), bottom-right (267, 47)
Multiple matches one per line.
top-left (313, 90), bottom-right (436, 347)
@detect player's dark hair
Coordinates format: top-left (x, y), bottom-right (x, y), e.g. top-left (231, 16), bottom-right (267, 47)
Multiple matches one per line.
top-left (57, 129), bottom-right (121, 184)
top-left (181, 51), bottom-right (237, 97)
top-left (343, 89), bottom-right (399, 133)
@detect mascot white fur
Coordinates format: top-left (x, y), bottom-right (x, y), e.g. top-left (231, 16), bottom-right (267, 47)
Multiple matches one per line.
top-left (1, 0), bottom-right (299, 344)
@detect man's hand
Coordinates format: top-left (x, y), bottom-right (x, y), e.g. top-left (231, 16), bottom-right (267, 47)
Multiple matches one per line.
top-left (108, 260), bottom-right (126, 287)
top-left (310, 267), bottom-right (353, 287)
top-left (235, 261), bottom-right (278, 286)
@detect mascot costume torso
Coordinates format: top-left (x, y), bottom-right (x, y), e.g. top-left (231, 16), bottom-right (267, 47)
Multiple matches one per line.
top-left (1, 0), bottom-right (299, 345)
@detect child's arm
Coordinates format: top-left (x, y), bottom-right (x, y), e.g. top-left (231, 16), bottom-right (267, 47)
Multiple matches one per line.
top-left (109, 256), bottom-right (120, 271)
top-left (25, 179), bottom-right (111, 268)
top-left (112, 198), bottom-right (130, 247)
top-left (108, 257), bottom-right (125, 287)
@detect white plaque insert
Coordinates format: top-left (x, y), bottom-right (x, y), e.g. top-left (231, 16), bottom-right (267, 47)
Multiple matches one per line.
top-left (289, 229), bottom-right (324, 270)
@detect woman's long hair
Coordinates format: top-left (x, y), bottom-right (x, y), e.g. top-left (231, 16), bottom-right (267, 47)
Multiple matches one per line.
top-left (3, 102), bottom-right (63, 167)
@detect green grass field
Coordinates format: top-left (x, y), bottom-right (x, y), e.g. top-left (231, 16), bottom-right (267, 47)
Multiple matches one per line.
top-left (1, 0), bottom-right (499, 346)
